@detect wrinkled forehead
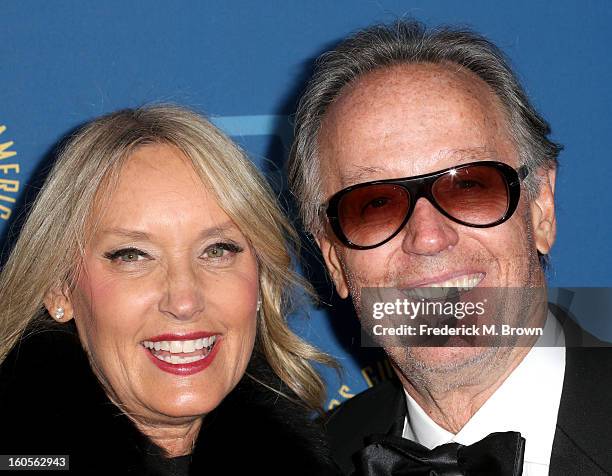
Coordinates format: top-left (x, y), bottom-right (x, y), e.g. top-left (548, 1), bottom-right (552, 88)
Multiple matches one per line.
top-left (83, 143), bottom-right (212, 241)
top-left (317, 62), bottom-right (518, 197)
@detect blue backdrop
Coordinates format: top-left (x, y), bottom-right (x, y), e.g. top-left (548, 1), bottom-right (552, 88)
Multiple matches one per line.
top-left (2, 0), bottom-right (611, 408)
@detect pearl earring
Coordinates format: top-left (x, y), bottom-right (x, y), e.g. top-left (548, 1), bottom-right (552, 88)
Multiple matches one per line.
top-left (256, 299), bottom-right (262, 312)
top-left (54, 307), bottom-right (65, 320)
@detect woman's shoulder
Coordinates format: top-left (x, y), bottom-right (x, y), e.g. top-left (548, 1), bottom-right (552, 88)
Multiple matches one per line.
top-left (0, 324), bottom-right (148, 472)
top-left (0, 323), bottom-right (89, 410)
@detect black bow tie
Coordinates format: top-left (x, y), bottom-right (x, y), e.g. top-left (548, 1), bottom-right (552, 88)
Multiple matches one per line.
top-left (354, 431), bottom-right (525, 476)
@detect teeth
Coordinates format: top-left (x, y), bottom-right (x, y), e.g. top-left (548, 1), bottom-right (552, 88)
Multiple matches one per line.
top-left (142, 336), bottom-right (218, 355)
top-left (155, 353), bottom-right (208, 364)
top-left (426, 274), bottom-right (482, 290)
top-left (405, 274), bottom-right (483, 298)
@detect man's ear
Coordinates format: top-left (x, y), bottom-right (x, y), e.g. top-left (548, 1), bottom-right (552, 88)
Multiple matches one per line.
top-left (316, 235), bottom-right (350, 299)
top-left (43, 286), bottom-right (75, 322)
top-left (530, 167), bottom-right (557, 255)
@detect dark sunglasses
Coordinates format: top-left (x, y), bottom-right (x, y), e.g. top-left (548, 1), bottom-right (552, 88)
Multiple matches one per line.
top-left (324, 161), bottom-right (528, 250)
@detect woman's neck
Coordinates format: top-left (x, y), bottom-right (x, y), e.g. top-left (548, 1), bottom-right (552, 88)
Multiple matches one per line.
top-left (133, 416), bottom-right (203, 457)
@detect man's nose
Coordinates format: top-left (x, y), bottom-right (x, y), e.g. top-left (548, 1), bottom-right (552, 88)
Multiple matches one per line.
top-left (158, 260), bottom-right (206, 322)
top-left (401, 198), bottom-right (459, 256)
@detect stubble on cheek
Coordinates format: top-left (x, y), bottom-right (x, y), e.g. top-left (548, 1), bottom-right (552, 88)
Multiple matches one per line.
top-left (333, 209), bottom-right (546, 393)
top-left (335, 245), bottom-right (406, 314)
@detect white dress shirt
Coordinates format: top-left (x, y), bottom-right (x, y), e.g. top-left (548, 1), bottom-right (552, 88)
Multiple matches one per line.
top-left (402, 313), bottom-right (566, 476)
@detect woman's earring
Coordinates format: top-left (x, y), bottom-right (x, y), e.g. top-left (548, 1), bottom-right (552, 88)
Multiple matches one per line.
top-left (54, 307), bottom-right (65, 321)
top-left (256, 299), bottom-right (262, 313)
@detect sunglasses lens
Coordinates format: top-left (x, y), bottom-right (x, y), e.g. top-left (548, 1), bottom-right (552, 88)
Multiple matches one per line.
top-left (432, 164), bottom-right (510, 225)
top-left (337, 184), bottom-right (410, 247)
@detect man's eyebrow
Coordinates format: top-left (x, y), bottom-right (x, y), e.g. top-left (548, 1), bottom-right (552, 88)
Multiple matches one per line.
top-left (340, 165), bottom-right (386, 187)
top-left (100, 221), bottom-right (238, 241)
top-left (439, 147), bottom-right (497, 162)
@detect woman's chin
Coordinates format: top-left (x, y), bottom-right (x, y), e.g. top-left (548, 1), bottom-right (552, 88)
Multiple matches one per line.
top-left (142, 394), bottom-right (221, 422)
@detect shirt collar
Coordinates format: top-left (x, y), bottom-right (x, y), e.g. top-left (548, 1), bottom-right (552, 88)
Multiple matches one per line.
top-left (403, 311), bottom-right (566, 467)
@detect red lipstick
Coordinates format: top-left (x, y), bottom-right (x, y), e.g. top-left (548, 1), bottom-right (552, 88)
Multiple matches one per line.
top-left (142, 332), bottom-right (221, 376)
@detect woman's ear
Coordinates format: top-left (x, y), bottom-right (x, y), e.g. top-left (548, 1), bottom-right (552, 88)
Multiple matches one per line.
top-left (43, 287), bottom-right (75, 322)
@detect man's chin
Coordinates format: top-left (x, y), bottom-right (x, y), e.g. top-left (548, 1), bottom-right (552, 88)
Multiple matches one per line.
top-left (386, 345), bottom-right (501, 374)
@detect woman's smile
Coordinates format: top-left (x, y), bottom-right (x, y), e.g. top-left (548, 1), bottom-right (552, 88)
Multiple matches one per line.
top-left (141, 332), bottom-right (221, 375)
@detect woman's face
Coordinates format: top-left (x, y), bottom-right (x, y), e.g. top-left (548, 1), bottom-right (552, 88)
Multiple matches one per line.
top-left (66, 144), bottom-right (259, 426)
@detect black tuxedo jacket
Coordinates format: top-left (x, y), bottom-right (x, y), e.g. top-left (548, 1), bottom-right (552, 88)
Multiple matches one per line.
top-left (325, 308), bottom-right (612, 475)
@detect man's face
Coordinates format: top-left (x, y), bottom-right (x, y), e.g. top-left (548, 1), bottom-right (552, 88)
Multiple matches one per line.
top-left (317, 63), bottom-right (556, 370)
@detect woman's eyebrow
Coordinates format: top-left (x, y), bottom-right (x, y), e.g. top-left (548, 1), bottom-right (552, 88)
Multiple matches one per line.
top-left (100, 221), bottom-right (238, 241)
top-left (99, 228), bottom-right (151, 241)
top-left (197, 221), bottom-right (238, 240)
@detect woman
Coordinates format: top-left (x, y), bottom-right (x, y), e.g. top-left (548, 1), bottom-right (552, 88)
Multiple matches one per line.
top-left (0, 105), bottom-right (337, 475)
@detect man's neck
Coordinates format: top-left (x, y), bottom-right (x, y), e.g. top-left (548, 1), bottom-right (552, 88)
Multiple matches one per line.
top-left (396, 345), bottom-right (532, 433)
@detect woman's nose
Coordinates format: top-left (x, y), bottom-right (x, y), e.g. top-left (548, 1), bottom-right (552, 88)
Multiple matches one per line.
top-left (158, 260), bottom-right (206, 321)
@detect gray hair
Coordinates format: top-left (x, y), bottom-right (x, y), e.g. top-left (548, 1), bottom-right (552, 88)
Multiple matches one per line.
top-left (289, 20), bottom-right (562, 236)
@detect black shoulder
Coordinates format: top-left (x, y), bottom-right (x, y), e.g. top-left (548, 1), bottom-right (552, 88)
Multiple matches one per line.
top-left (0, 321), bottom-right (92, 410)
top-left (326, 379), bottom-right (402, 433)
top-left (552, 346), bottom-right (612, 473)
top-left (0, 323), bottom-right (151, 473)
top-left (549, 302), bottom-right (612, 347)
top-left (324, 379), bottom-right (405, 475)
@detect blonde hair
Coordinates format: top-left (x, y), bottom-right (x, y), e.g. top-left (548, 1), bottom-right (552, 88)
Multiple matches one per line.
top-left (0, 104), bottom-right (334, 411)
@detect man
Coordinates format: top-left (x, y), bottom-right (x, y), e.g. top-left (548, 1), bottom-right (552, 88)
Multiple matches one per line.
top-left (289, 21), bottom-right (612, 475)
